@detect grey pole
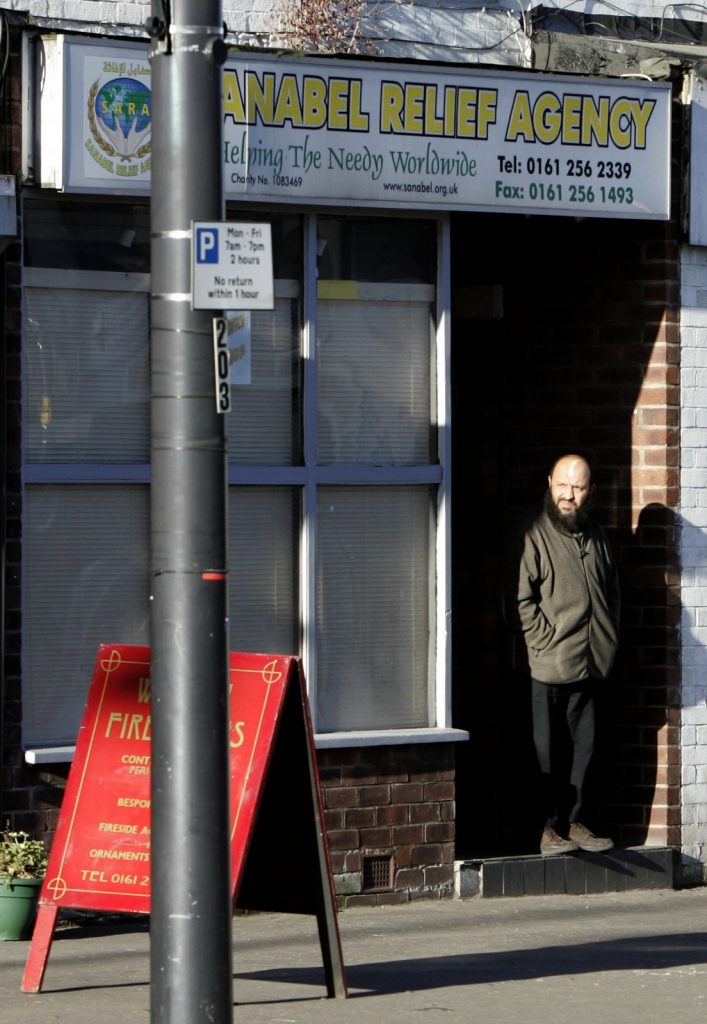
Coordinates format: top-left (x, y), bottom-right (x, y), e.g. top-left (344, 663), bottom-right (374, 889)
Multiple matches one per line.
top-left (148, 3), bottom-right (232, 1022)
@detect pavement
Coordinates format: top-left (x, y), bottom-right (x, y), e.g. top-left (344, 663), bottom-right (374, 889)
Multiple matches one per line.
top-left (1, 886), bottom-right (707, 1023)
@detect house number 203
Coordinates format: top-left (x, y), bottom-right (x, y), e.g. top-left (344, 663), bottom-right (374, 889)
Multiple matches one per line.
top-left (213, 316), bottom-right (231, 414)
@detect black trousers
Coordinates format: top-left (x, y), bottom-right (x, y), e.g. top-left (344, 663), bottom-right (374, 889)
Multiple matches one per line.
top-left (531, 678), bottom-right (596, 830)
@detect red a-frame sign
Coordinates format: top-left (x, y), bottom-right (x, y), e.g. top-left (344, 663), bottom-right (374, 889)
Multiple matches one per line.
top-left (22, 644), bottom-right (346, 998)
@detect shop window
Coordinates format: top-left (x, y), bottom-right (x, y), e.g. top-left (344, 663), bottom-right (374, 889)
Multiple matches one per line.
top-left (23, 201), bottom-right (151, 273)
top-left (316, 486), bottom-right (433, 731)
top-left (24, 288), bottom-right (150, 463)
top-left (23, 485), bottom-right (149, 745)
top-left (317, 298), bottom-right (434, 465)
top-left (226, 298), bottom-right (302, 465)
top-left (21, 202), bottom-right (449, 750)
top-left (227, 486), bottom-right (298, 656)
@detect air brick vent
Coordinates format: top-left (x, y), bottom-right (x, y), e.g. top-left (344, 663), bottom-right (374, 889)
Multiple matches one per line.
top-left (361, 853), bottom-right (394, 892)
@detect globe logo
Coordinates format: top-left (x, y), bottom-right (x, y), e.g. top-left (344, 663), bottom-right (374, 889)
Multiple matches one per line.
top-left (90, 77), bottom-right (152, 161)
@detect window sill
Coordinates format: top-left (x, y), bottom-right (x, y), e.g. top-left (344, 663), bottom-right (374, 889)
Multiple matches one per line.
top-left (314, 728), bottom-right (470, 749)
top-left (25, 728), bottom-right (469, 764)
top-left (24, 746), bottom-right (76, 765)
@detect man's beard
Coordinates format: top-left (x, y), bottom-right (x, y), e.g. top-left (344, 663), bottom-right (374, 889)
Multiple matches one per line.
top-left (544, 488), bottom-right (592, 533)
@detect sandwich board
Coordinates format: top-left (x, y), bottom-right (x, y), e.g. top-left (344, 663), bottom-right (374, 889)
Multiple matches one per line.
top-left (22, 644), bottom-right (346, 998)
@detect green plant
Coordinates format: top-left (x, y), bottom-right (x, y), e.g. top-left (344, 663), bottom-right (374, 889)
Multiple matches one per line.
top-left (0, 827), bottom-right (48, 886)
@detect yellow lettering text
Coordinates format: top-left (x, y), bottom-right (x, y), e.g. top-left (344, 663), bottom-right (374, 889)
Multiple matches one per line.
top-left (561, 94), bottom-right (582, 144)
top-left (629, 98), bottom-right (656, 149)
top-left (380, 82), bottom-right (404, 133)
top-left (404, 83), bottom-right (425, 133)
top-left (230, 720), bottom-right (246, 749)
top-left (505, 91), bottom-right (534, 142)
top-left (581, 96), bottom-right (610, 146)
top-left (303, 76), bottom-right (328, 128)
top-left (223, 70), bottom-right (246, 123)
top-left (505, 90), bottom-right (657, 148)
top-left (274, 74), bottom-right (303, 127)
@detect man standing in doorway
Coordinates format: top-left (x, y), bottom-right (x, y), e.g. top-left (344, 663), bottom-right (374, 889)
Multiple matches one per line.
top-left (507, 454), bottom-right (620, 856)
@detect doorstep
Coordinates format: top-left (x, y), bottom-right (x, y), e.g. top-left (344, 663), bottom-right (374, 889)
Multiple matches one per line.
top-left (454, 846), bottom-right (677, 898)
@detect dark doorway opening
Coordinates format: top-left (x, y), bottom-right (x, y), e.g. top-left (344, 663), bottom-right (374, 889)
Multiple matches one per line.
top-left (450, 210), bottom-right (679, 858)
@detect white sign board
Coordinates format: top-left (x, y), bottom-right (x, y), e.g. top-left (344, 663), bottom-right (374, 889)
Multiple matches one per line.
top-left (223, 56), bottom-right (671, 220)
top-left (35, 38), bottom-right (672, 220)
top-left (192, 222), bottom-right (274, 310)
top-left (53, 37), bottom-right (152, 192)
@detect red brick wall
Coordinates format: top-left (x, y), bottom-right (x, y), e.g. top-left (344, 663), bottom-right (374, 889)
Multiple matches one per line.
top-left (617, 302), bottom-right (681, 847)
top-left (319, 744), bottom-right (456, 905)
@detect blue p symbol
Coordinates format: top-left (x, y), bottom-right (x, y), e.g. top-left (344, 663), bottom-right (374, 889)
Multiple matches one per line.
top-left (196, 228), bottom-right (219, 264)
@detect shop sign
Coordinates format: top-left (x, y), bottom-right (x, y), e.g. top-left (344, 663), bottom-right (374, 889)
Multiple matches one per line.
top-left (22, 644), bottom-right (345, 996)
top-left (34, 645), bottom-right (306, 913)
top-left (35, 37), bottom-right (153, 191)
top-left (34, 38), bottom-right (671, 219)
top-left (223, 55), bottom-right (671, 220)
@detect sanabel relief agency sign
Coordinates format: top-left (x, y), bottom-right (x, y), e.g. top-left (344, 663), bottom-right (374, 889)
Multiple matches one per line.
top-left (36, 37), bottom-right (671, 219)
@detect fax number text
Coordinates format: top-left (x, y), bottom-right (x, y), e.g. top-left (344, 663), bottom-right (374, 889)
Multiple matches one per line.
top-left (529, 182), bottom-right (634, 204)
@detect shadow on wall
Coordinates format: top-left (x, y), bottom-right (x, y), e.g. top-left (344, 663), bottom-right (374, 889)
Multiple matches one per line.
top-left (450, 211), bottom-right (679, 858)
top-left (594, 502), bottom-right (678, 848)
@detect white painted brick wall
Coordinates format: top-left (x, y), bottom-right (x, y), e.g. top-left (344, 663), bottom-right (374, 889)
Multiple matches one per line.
top-left (15, 1), bottom-right (707, 65)
top-left (12, 0), bottom-right (707, 29)
top-left (7, 0), bottom-right (265, 34)
top-left (680, 244), bottom-right (707, 879)
top-left (5, 1), bottom-right (531, 63)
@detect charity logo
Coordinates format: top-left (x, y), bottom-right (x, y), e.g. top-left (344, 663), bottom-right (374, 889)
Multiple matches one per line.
top-left (87, 76), bottom-right (152, 163)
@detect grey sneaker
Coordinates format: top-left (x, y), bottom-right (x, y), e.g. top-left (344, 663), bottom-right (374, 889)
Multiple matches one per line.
top-left (540, 826), bottom-right (579, 857)
top-left (569, 822), bottom-right (614, 853)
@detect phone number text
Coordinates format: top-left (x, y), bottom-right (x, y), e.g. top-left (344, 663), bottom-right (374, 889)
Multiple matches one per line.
top-left (497, 155), bottom-right (633, 180)
top-left (495, 180), bottom-right (635, 205)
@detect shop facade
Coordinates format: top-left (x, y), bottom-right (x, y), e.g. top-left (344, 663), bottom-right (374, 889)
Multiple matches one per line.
top-left (0, 3), bottom-right (703, 900)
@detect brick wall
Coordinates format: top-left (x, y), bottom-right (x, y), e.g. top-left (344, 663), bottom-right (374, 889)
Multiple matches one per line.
top-left (678, 244), bottom-right (707, 885)
top-left (319, 744), bottom-right (456, 906)
top-left (618, 249), bottom-right (681, 850)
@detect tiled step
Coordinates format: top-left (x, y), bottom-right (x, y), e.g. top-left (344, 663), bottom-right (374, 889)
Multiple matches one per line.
top-left (454, 846), bottom-right (676, 898)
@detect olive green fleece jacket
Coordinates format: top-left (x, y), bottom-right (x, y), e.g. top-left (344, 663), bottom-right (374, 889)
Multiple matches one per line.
top-left (506, 508), bottom-right (620, 684)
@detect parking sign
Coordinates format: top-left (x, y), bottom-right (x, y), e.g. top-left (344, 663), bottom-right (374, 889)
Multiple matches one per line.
top-left (192, 222), bottom-right (274, 310)
top-left (196, 227), bottom-right (219, 264)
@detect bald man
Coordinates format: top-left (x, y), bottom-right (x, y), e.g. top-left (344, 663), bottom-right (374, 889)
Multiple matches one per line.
top-left (508, 455), bottom-right (620, 856)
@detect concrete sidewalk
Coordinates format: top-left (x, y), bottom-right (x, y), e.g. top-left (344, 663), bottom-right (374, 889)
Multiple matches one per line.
top-left (1, 887), bottom-right (707, 1023)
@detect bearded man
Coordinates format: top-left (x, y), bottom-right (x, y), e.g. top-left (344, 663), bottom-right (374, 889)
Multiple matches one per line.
top-left (507, 454), bottom-right (620, 857)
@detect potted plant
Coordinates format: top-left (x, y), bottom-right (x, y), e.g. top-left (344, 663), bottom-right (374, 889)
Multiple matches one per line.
top-left (0, 826), bottom-right (49, 940)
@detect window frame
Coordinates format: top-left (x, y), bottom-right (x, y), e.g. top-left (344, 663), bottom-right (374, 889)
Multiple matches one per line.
top-left (300, 213), bottom-right (455, 747)
top-left (21, 210), bottom-right (465, 761)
